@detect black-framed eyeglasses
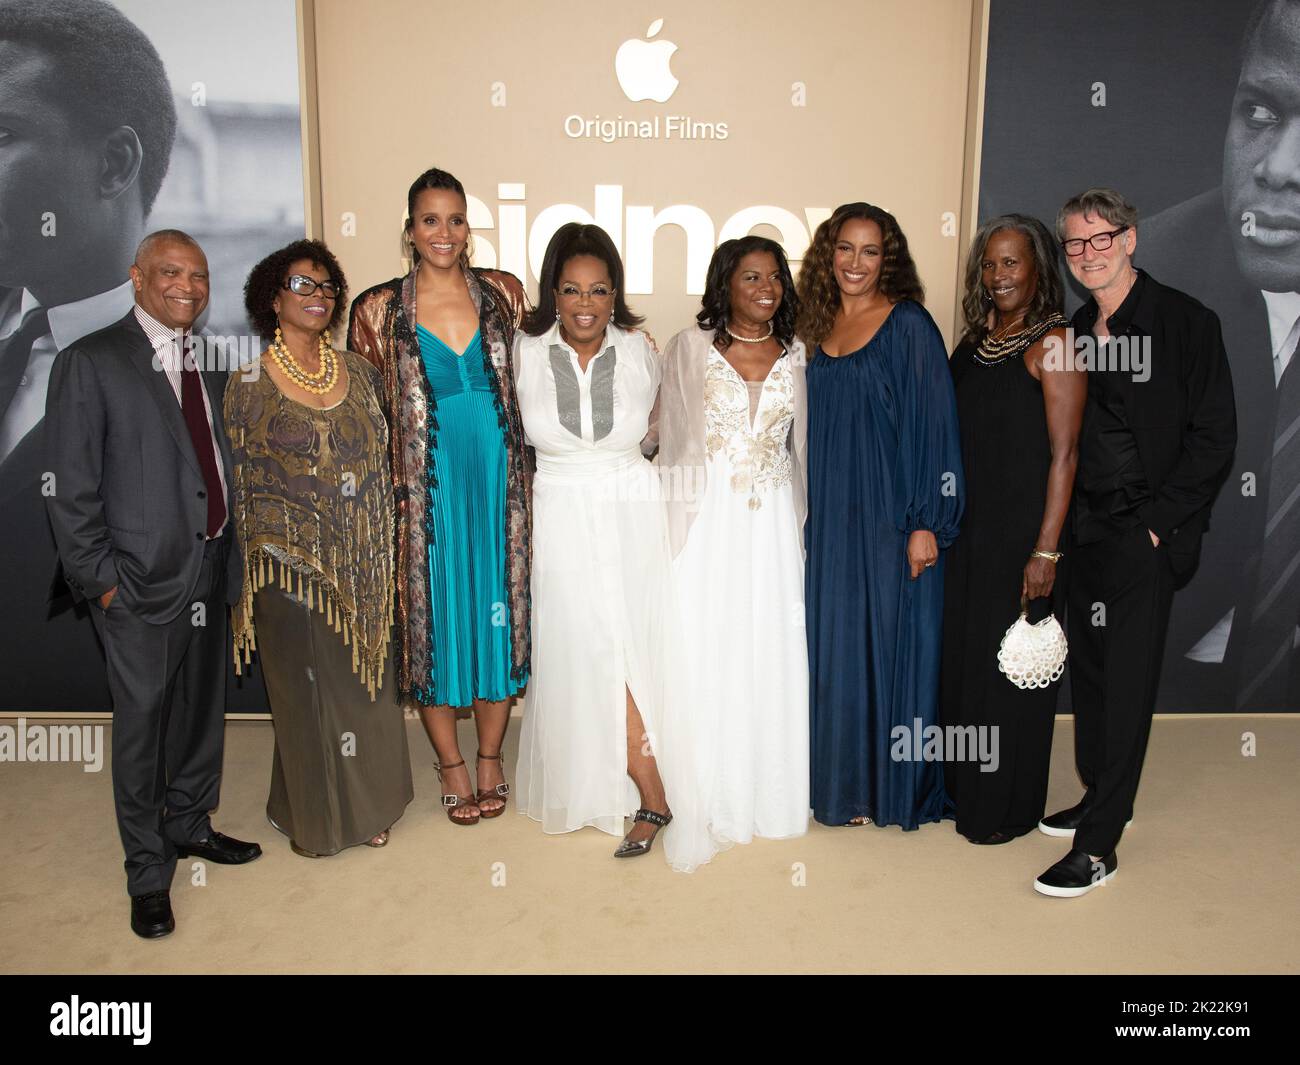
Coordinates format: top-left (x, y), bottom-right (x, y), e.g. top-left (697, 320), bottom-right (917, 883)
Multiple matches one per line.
top-left (283, 274), bottom-right (340, 298)
top-left (1061, 225), bottom-right (1130, 257)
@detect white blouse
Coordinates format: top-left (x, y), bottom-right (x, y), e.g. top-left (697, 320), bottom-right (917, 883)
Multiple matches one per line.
top-left (514, 321), bottom-right (660, 472)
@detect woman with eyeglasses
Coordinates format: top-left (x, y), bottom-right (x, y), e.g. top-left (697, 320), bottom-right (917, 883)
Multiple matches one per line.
top-left (348, 168), bottom-right (530, 827)
top-left (512, 222), bottom-right (695, 863)
top-left (225, 239), bottom-right (412, 856)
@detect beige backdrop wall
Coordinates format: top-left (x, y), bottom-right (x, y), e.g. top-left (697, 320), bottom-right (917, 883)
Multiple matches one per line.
top-left (311, 0), bottom-right (975, 345)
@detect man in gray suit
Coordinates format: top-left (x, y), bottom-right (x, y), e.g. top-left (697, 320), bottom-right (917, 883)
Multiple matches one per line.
top-left (45, 230), bottom-right (260, 939)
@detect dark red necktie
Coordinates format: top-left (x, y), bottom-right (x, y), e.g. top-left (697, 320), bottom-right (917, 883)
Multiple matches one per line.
top-left (179, 338), bottom-right (226, 537)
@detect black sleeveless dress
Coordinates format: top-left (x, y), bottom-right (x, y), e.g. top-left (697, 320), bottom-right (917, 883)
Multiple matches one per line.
top-left (940, 333), bottom-right (1067, 842)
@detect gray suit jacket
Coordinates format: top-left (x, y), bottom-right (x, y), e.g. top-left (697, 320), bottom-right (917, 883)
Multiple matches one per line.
top-left (44, 310), bottom-right (242, 625)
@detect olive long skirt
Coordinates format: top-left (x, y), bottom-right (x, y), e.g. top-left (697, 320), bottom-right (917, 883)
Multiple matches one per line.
top-left (256, 585), bottom-right (413, 854)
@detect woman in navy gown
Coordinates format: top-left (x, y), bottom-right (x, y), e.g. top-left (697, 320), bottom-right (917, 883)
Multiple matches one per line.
top-left (796, 202), bottom-right (963, 829)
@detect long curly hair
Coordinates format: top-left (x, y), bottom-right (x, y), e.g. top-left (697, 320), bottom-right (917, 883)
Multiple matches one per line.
top-left (522, 223), bottom-right (644, 336)
top-left (244, 238), bottom-right (348, 342)
top-left (697, 236), bottom-right (799, 350)
top-left (959, 214), bottom-right (1064, 343)
top-left (795, 202), bottom-right (924, 346)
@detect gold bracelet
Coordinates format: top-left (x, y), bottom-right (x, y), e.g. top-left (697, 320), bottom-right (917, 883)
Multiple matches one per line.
top-left (1031, 550), bottom-right (1063, 563)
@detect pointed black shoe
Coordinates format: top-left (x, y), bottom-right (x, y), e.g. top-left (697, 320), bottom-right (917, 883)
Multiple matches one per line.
top-left (130, 890), bottom-right (175, 939)
top-left (174, 831), bottom-right (262, 864)
top-left (613, 809), bottom-right (673, 858)
top-left (1033, 848), bottom-right (1117, 897)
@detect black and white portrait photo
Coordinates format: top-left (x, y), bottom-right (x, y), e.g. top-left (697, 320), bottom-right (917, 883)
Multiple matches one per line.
top-left (0, 0), bottom-right (303, 711)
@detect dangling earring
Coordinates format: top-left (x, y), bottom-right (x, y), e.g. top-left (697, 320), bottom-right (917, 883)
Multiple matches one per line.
top-left (555, 312), bottom-right (560, 321)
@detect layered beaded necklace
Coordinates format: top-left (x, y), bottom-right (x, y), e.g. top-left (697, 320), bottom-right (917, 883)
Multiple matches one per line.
top-left (973, 312), bottom-right (1069, 366)
top-left (269, 326), bottom-right (339, 394)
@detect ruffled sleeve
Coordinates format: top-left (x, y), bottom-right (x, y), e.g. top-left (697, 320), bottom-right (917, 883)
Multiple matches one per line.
top-left (889, 302), bottom-right (964, 547)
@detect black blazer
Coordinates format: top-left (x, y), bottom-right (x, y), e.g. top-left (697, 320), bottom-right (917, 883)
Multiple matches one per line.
top-left (1071, 269), bottom-right (1238, 580)
top-left (43, 310), bottom-right (242, 625)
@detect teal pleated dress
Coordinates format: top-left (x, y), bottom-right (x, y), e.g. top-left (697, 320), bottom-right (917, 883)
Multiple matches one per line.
top-left (415, 324), bottom-right (525, 707)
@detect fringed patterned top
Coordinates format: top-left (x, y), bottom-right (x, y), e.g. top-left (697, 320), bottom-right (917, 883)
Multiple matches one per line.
top-left (346, 265), bottom-right (532, 704)
top-left (223, 350), bottom-right (395, 699)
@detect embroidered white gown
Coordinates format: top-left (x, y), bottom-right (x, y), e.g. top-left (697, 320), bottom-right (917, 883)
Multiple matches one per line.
top-left (514, 323), bottom-right (697, 863)
top-left (670, 347), bottom-right (810, 865)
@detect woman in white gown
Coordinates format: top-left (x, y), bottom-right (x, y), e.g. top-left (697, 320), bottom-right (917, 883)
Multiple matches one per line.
top-left (514, 223), bottom-right (696, 863)
top-left (654, 236), bottom-right (810, 869)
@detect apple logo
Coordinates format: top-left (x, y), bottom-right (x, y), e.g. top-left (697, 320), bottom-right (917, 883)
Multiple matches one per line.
top-left (615, 18), bottom-right (679, 103)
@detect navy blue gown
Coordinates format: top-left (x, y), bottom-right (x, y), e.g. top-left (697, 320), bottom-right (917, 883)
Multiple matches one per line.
top-left (805, 300), bottom-right (964, 828)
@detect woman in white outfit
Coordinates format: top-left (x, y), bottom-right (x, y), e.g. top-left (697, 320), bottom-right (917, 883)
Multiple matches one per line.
top-left (514, 223), bottom-right (694, 861)
top-left (654, 236), bottom-right (810, 869)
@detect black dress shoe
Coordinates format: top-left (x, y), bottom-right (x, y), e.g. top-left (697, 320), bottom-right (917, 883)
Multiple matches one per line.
top-left (130, 890), bottom-right (175, 938)
top-left (174, 831), bottom-right (262, 864)
top-left (970, 830), bottom-right (1016, 845)
top-left (1033, 848), bottom-right (1118, 897)
top-left (1038, 801), bottom-right (1132, 838)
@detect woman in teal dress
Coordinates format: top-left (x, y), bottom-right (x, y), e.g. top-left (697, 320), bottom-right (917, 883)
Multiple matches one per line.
top-left (348, 167), bottom-right (531, 826)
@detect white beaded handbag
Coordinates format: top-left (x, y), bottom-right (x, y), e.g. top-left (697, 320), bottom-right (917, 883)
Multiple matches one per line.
top-left (997, 595), bottom-right (1068, 689)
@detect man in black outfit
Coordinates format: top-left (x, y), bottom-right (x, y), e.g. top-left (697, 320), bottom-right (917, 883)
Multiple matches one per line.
top-left (1034, 189), bottom-right (1237, 898)
top-left (44, 231), bottom-right (260, 938)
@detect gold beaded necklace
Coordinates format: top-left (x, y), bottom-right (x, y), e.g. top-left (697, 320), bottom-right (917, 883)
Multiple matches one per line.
top-left (270, 326), bottom-right (339, 395)
top-left (973, 312), bottom-right (1069, 366)
top-left (976, 313), bottom-right (1029, 360)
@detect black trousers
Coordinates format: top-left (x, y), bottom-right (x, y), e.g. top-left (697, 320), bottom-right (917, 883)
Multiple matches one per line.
top-left (1067, 524), bottom-right (1175, 858)
top-left (90, 534), bottom-right (230, 895)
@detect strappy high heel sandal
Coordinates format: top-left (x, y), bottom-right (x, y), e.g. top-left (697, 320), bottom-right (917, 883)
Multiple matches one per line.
top-left (474, 750), bottom-right (510, 819)
top-left (365, 829), bottom-right (391, 848)
top-left (613, 808), bottom-right (673, 858)
top-left (435, 758), bottom-right (480, 826)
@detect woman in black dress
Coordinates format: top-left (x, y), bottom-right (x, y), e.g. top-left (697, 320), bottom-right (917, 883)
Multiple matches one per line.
top-left (940, 215), bottom-right (1085, 844)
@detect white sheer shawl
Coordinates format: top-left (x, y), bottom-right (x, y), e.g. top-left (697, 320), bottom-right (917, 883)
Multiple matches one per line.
top-left (647, 325), bottom-right (808, 558)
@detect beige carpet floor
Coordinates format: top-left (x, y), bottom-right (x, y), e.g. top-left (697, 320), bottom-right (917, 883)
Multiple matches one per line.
top-left (1, 715), bottom-right (1296, 974)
